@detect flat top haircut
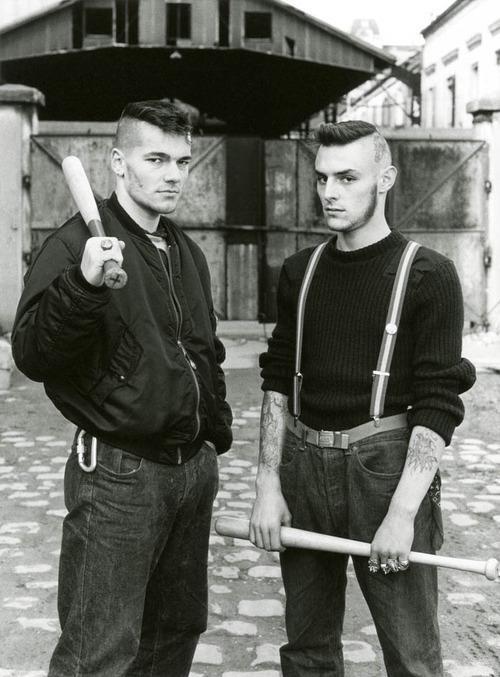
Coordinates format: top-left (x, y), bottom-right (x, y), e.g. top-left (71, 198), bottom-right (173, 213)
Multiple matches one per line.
top-left (115, 99), bottom-right (192, 149)
top-left (316, 120), bottom-right (392, 165)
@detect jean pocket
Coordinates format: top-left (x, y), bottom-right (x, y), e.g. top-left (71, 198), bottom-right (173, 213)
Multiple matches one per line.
top-left (97, 442), bottom-right (144, 478)
top-left (354, 428), bottom-right (409, 478)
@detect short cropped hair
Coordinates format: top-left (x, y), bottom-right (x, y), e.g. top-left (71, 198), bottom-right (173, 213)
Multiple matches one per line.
top-left (316, 121), bottom-right (391, 164)
top-left (115, 99), bottom-right (192, 147)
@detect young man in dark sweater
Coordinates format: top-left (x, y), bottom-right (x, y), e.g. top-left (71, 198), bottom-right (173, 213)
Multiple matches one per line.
top-left (12, 100), bottom-right (232, 676)
top-left (250, 121), bottom-right (475, 676)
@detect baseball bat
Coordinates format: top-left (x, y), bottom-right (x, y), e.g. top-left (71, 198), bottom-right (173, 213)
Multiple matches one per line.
top-left (215, 517), bottom-right (499, 581)
top-left (62, 156), bottom-right (127, 289)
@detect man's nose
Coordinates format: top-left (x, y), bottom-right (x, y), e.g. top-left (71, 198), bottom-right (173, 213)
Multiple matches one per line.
top-left (163, 162), bottom-right (181, 182)
top-left (324, 177), bottom-right (339, 200)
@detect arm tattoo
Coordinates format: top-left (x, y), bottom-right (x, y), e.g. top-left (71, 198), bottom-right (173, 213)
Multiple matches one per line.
top-left (407, 430), bottom-right (440, 473)
top-left (259, 391), bottom-right (288, 472)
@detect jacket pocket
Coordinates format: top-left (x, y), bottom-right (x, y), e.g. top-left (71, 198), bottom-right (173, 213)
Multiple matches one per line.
top-left (89, 328), bottom-right (142, 405)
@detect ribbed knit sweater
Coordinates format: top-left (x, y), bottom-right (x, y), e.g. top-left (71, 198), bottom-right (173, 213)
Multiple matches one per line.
top-left (260, 231), bottom-right (476, 445)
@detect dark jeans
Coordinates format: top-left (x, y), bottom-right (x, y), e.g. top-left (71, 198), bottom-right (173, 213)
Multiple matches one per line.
top-left (48, 436), bottom-right (218, 677)
top-left (279, 427), bottom-right (443, 677)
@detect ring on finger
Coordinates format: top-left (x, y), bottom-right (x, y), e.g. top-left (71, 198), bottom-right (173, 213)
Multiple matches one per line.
top-left (380, 563), bottom-right (390, 575)
top-left (100, 238), bottom-right (113, 251)
top-left (398, 559), bottom-right (410, 571)
top-left (387, 558), bottom-right (399, 573)
top-left (368, 558), bottom-right (379, 573)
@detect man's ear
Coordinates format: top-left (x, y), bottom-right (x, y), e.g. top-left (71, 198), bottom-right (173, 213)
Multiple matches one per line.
top-left (111, 148), bottom-right (125, 177)
top-left (379, 165), bottom-right (397, 194)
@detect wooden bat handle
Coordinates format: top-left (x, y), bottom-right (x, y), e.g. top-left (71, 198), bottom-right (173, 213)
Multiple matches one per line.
top-left (215, 517), bottom-right (499, 581)
top-left (62, 156), bottom-right (127, 290)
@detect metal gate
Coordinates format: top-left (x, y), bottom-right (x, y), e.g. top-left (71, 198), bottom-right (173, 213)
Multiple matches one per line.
top-left (261, 131), bottom-right (489, 328)
top-left (29, 126), bottom-right (489, 325)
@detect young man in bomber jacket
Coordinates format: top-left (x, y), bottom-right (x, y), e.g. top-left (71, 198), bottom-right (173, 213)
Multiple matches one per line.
top-left (12, 100), bottom-right (232, 677)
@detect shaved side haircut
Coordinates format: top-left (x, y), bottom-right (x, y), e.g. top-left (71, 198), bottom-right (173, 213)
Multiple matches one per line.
top-left (114, 99), bottom-right (192, 149)
top-left (316, 120), bottom-right (392, 166)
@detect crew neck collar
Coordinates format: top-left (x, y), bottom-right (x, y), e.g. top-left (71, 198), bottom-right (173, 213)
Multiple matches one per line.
top-left (327, 230), bottom-right (406, 262)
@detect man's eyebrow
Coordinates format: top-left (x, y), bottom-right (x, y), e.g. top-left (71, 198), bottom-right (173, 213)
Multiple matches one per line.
top-left (314, 168), bottom-right (360, 176)
top-left (143, 151), bottom-right (192, 160)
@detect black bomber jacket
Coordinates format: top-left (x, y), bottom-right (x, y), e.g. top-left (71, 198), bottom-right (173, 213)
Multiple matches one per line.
top-left (12, 194), bottom-right (233, 463)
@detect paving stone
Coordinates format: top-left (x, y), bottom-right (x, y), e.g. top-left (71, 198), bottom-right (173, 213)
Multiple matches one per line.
top-left (224, 672), bottom-right (279, 677)
top-left (212, 566), bottom-right (240, 579)
top-left (16, 617), bottom-right (59, 632)
top-left (238, 599), bottom-right (284, 617)
top-left (248, 566), bottom-right (282, 578)
top-left (443, 660), bottom-right (496, 676)
top-left (224, 549), bottom-right (261, 563)
top-left (14, 564), bottom-right (52, 574)
top-left (343, 640), bottom-right (377, 663)
top-left (213, 620), bottom-right (257, 635)
top-left (251, 643), bottom-right (281, 666)
top-left (0, 522), bottom-right (39, 535)
top-left (467, 501), bottom-right (495, 513)
top-left (449, 514), bottom-right (478, 527)
top-left (210, 585), bottom-right (231, 594)
top-left (446, 593), bottom-right (486, 605)
top-left (3, 597), bottom-right (39, 609)
top-left (193, 643), bottom-right (223, 665)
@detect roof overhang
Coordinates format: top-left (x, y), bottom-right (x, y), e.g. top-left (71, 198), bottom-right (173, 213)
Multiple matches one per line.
top-left (1, 45), bottom-right (390, 133)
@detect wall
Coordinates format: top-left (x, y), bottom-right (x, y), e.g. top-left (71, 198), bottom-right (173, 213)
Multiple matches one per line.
top-left (421, 0), bottom-right (500, 128)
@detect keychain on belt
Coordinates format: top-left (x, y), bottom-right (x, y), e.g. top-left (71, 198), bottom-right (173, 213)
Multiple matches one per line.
top-left (75, 430), bottom-right (97, 473)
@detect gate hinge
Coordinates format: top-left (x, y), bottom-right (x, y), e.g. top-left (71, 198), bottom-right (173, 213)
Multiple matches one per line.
top-left (483, 246), bottom-right (492, 269)
top-left (484, 179), bottom-right (492, 195)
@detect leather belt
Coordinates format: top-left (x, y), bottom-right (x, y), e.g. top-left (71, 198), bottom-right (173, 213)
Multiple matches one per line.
top-left (286, 413), bottom-right (408, 450)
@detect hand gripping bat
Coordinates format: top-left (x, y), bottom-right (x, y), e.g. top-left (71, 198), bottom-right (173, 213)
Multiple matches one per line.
top-left (62, 156), bottom-right (127, 289)
top-left (215, 517), bottom-right (500, 581)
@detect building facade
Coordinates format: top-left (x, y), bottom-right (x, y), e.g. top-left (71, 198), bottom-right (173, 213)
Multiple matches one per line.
top-left (421, 0), bottom-right (500, 128)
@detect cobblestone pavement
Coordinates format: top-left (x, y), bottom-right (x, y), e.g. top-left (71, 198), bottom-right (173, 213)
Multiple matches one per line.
top-left (0, 364), bottom-right (499, 677)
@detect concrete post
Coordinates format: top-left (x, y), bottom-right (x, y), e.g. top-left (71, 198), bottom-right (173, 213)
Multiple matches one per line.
top-left (0, 84), bottom-right (44, 333)
top-left (467, 98), bottom-right (500, 332)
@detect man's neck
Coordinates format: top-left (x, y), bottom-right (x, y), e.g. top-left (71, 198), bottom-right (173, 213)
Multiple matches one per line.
top-left (115, 187), bottom-right (160, 233)
top-left (335, 220), bottom-right (391, 252)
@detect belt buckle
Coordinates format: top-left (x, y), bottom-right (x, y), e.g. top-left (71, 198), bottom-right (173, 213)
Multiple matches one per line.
top-left (318, 430), bottom-right (333, 447)
top-left (333, 431), bottom-right (349, 450)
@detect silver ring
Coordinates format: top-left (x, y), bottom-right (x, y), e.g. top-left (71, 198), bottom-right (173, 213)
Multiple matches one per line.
top-left (380, 563), bottom-right (390, 575)
top-left (368, 559), bottom-right (379, 574)
top-left (100, 238), bottom-right (113, 251)
top-left (398, 559), bottom-right (410, 571)
top-left (387, 558), bottom-right (399, 573)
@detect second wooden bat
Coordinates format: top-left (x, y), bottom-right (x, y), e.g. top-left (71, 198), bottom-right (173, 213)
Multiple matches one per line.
top-left (215, 517), bottom-right (499, 581)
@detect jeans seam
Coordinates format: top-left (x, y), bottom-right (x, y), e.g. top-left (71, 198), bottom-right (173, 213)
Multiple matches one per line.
top-left (76, 472), bottom-right (95, 676)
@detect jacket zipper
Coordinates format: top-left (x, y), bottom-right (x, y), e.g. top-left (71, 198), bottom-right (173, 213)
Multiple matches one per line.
top-left (155, 245), bottom-right (201, 459)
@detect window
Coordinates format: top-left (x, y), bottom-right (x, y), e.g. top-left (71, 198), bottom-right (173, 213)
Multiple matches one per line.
top-left (166, 3), bottom-right (192, 45)
top-left (470, 62), bottom-right (479, 101)
top-left (285, 36), bottom-right (295, 56)
top-left (218, 0), bottom-right (229, 47)
top-left (85, 7), bottom-right (113, 36)
top-left (427, 86), bottom-right (436, 127)
top-left (447, 76), bottom-right (456, 127)
top-left (244, 12), bottom-right (272, 39)
top-left (116, 0), bottom-right (139, 44)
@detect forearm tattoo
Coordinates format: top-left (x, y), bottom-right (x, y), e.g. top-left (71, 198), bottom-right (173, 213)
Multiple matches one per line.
top-left (407, 430), bottom-right (440, 473)
top-left (259, 391), bottom-right (288, 471)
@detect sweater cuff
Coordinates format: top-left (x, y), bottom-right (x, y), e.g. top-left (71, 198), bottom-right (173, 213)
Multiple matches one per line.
top-left (261, 377), bottom-right (290, 397)
top-left (407, 408), bottom-right (457, 447)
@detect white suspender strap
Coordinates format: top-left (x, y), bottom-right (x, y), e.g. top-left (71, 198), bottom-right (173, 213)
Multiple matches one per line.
top-left (370, 240), bottom-right (421, 422)
top-left (292, 242), bottom-right (328, 421)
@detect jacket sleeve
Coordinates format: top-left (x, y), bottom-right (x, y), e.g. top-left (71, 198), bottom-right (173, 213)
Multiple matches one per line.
top-left (407, 259), bottom-right (476, 445)
top-left (260, 261), bottom-right (296, 396)
top-left (12, 234), bottom-right (110, 382)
